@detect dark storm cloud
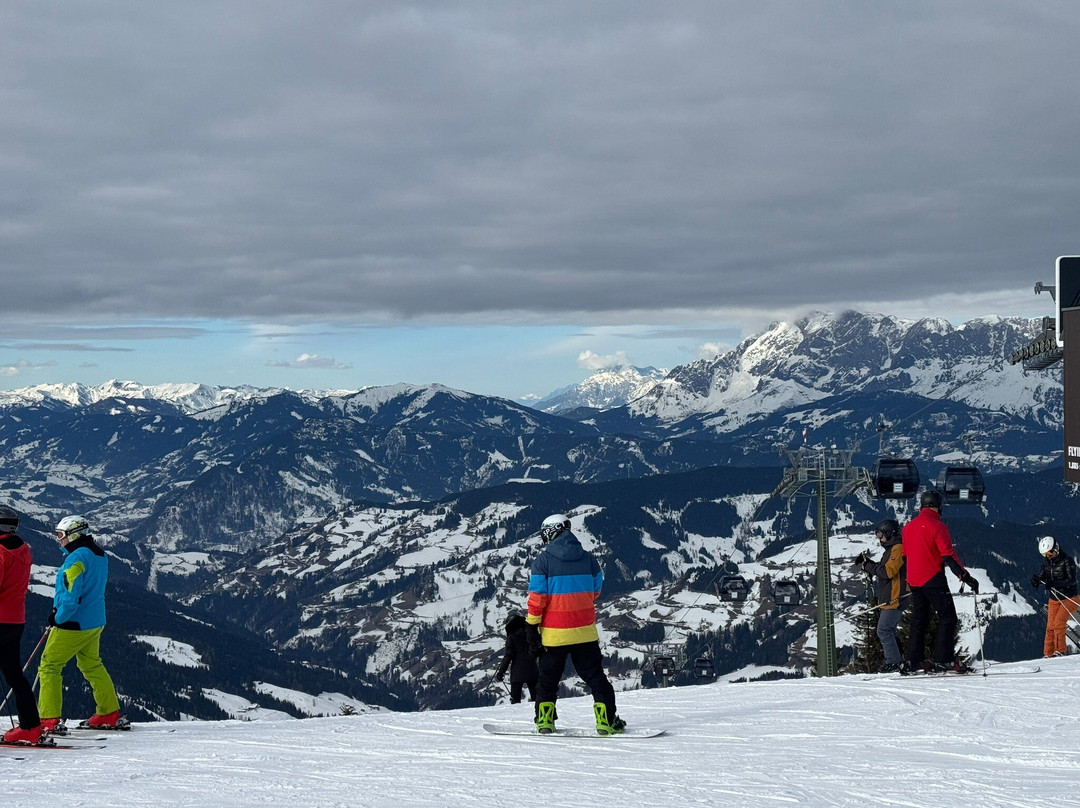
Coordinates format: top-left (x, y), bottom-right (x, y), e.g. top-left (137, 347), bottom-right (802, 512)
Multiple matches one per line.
top-left (2, 2), bottom-right (1078, 323)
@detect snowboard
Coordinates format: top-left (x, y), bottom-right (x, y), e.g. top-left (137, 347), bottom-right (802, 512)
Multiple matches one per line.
top-left (860, 665), bottom-right (1041, 680)
top-left (483, 722), bottom-right (664, 739)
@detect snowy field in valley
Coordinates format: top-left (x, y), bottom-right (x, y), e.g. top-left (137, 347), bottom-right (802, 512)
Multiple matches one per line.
top-left (3, 656), bottom-right (1077, 807)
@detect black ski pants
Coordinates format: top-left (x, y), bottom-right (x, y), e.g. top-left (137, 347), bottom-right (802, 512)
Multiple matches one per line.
top-left (906, 582), bottom-right (958, 666)
top-left (0, 623), bottom-right (40, 729)
top-left (536, 640), bottom-right (616, 717)
top-left (509, 679), bottom-right (537, 704)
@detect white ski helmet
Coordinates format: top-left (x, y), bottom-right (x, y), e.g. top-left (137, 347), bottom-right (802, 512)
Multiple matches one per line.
top-left (55, 515), bottom-right (89, 541)
top-left (540, 513), bottom-right (570, 543)
top-left (1038, 536), bottom-right (1059, 556)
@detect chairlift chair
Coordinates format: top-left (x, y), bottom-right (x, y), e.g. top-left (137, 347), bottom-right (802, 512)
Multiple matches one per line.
top-left (870, 458), bottom-right (920, 499)
top-left (652, 655), bottom-right (676, 678)
top-left (935, 466), bottom-right (986, 505)
top-left (772, 579), bottom-right (801, 607)
top-left (716, 575), bottom-right (751, 603)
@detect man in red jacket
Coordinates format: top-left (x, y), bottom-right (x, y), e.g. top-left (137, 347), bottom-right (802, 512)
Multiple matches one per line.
top-left (901, 489), bottom-right (980, 674)
top-left (0, 505), bottom-right (43, 744)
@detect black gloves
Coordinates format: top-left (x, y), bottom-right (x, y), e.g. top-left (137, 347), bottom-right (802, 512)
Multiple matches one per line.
top-left (525, 623), bottom-right (544, 657)
top-left (47, 608), bottom-right (57, 627)
top-left (1031, 574), bottom-right (1043, 589)
top-left (960, 572), bottom-right (979, 594)
top-left (854, 551), bottom-right (872, 569)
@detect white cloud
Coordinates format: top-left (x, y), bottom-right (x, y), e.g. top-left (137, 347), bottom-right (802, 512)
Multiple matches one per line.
top-left (0, 359), bottom-right (57, 376)
top-left (577, 350), bottom-right (631, 371)
top-left (266, 354), bottom-right (351, 370)
top-left (695, 343), bottom-right (726, 361)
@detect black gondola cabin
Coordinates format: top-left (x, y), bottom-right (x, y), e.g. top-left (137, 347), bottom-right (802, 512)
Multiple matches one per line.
top-left (871, 458), bottom-right (920, 499)
top-left (773, 579), bottom-right (800, 607)
top-left (936, 466), bottom-right (986, 505)
top-left (652, 655), bottom-right (676, 678)
top-left (717, 575), bottom-right (751, 603)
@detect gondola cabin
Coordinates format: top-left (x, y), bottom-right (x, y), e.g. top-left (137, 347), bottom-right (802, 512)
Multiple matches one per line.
top-left (716, 575), bottom-right (751, 603)
top-left (870, 458), bottom-right (920, 499)
top-left (693, 656), bottom-right (716, 679)
top-left (773, 579), bottom-right (801, 607)
top-left (652, 655), bottom-right (676, 678)
top-left (935, 466), bottom-right (986, 505)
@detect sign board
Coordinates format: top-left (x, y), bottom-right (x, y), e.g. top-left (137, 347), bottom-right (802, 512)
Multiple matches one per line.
top-left (1055, 255), bottom-right (1080, 347)
top-left (1064, 307), bottom-right (1080, 483)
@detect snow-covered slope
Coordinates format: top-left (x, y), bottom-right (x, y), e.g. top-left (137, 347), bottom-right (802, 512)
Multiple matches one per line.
top-left (5, 656), bottom-right (1076, 807)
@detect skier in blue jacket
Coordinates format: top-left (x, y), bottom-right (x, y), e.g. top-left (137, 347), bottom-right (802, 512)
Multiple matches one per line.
top-left (37, 516), bottom-right (121, 731)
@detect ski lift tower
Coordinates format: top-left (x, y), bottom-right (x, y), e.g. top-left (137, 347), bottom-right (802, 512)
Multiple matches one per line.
top-left (773, 445), bottom-right (870, 677)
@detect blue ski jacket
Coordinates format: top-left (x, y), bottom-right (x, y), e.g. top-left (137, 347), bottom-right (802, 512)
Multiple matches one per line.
top-left (53, 536), bottom-right (109, 630)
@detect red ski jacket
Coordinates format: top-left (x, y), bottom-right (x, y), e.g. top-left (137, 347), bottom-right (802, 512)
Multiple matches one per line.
top-left (902, 508), bottom-right (966, 588)
top-left (0, 533), bottom-right (32, 624)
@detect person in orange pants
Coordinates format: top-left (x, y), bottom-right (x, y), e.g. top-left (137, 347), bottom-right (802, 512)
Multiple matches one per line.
top-left (1031, 536), bottom-right (1079, 657)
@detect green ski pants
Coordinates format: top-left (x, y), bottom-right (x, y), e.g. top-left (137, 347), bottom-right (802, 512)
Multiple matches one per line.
top-left (37, 626), bottom-right (120, 719)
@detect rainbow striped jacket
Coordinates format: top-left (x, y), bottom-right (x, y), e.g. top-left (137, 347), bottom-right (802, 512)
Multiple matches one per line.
top-left (526, 531), bottom-right (602, 647)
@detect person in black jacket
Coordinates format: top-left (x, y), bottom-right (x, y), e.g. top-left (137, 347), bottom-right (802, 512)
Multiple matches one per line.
top-left (857, 518), bottom-right (907, 672)
top-left (1031, 536), bottom-right (1079, 657)
top-left (494, 612), bottom-right (539, 704)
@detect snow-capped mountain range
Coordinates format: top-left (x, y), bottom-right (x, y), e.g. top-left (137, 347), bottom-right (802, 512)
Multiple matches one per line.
top-left (528, 365), bottom-right (669, 413)
top-left (0, 311), bottom-right (1070, 717)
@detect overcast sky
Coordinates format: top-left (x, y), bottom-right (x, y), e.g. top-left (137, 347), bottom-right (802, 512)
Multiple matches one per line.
top-left (0, 2), bottom-right (1075, 400)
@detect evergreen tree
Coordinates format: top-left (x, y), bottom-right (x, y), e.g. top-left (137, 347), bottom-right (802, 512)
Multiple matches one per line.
top-left (847, 574), bottom-right (884, 674)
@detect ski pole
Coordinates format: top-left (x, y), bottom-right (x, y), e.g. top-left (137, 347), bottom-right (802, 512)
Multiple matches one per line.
top-left (839, 592), bottom-right (910, 620)
top-left (967, 588), bottom-right (988, 677)
top-left (0, 625), bottom-right (50, 724)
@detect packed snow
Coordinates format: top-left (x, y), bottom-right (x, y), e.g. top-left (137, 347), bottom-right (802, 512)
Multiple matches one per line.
top-left (3, 656), bottom-right (1077, 807)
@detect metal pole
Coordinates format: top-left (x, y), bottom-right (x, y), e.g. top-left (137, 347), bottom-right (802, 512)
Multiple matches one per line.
top-left (816, 452), bottom-right (838, 677)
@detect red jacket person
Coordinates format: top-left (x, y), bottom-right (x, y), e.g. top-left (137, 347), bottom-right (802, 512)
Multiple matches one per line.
top-left (901, 489), bottom-right (979, 674)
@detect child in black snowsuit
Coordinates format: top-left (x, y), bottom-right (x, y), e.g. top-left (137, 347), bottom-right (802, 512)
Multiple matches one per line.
top-left (495, 613), bottom-right (539, 703)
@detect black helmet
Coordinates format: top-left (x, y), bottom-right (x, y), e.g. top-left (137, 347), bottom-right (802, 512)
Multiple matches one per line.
top-left (0, 505), bottom-right (17, 532)
top-left (919, 489), bottom-right (943, 511)
top-left (874, 518), bottom-right (900, 540)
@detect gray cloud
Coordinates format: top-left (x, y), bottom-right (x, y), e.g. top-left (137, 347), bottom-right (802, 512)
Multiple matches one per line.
top-left (0, 343), bottom-right (134, 352)
top-left (0, 3), bottom-right (1076, 325)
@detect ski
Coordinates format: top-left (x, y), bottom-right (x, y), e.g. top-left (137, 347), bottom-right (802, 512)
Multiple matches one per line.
top-left (76, 716), bottom-right (131, 731)
top-left (49, 717), bottom-right (132, 735)
top-left (0, 739), bottom-right (105, 751)
top-left (904, 667), bottom-right (1041, 678)
top-left (483, 722), bottom-right (664, 739)
top-left (860, 665), bottom-right (1041, 680)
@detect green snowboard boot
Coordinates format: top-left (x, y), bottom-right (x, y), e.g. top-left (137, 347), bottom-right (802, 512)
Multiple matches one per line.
top-left (536, 702), bottom-right (556, 734)
top-left (593, 702), bottom-right (626, 736)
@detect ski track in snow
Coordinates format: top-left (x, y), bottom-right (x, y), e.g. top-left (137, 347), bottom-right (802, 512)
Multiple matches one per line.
top-left (3, 658), bottom-right (1078, 807)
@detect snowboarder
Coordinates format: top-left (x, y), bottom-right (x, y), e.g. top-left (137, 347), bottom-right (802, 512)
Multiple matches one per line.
top-left (901, 490), bottom-right (979, 674)
top-left (494, 612), bottom-right (539, 704)
top-left (37, 516), bottom-right (122, 731)
top-left (0, 505), bottom-right (43, 744)
top-left (525, 514), bottom-right (625, 735)
top-left (857, 518), bottom-right (907, 672)
top-left (1030, 536), bottom-right (1079, 657)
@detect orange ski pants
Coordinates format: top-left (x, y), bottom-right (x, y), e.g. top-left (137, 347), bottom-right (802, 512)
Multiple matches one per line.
top-left (1045, 597), bottom-right (1079, 657)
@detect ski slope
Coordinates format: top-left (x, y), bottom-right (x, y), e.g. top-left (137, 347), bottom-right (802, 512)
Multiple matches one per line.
top-left (3, 657), bottom-right (1077, 807)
